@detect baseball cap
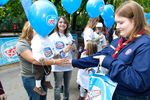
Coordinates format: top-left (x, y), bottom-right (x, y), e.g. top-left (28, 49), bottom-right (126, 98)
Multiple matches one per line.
top-left (96, 22), bottom-right (103, 28)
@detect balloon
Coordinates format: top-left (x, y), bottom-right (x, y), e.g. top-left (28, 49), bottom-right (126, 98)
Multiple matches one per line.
top-left (20, 0), bottom-right (33, 18)
top-left (28, 1), bottom-right (58, 37)
top-left (101, 4), bottom-right (114, 20)
top-left (61, 0), bottom-right (82, 14)
top-left (0, 0), bottom-right (9, 7)
top-left (145, 13), bottom-right (150, 19)
top-left (107, 4), bottom-right (114, 10)
top-left (104, 16), bottom-right (115, 28)
top-left (86, 0), bottom-right (105, 18)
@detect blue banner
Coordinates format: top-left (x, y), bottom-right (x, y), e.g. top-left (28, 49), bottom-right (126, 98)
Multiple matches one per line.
top-left (0, 37), bottom-right (19, 66)
top-left (20, 0), bottom-right (33, 18)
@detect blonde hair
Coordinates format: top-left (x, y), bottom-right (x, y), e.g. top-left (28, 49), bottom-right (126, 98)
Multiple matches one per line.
top-left (18, 21), bottom-right (33, 45)
top-left (83, 17), bottom-right (99, 34)
top-left (85, 41), bottom-right (97, 56)
top-left (115, 0), bottom-right (150, 41)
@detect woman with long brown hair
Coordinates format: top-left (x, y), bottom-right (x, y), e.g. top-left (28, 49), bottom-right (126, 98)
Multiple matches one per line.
top-left (49, 16), bottom-right (76, 100)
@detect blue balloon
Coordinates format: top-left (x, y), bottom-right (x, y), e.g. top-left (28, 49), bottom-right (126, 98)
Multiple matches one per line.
top-left (86, 0), bottom-right (105, 18)
top-left (101, 4), bottom-right (114, 20)
top-left (0, 0), bottom-right (9, 7)
top-left (61, 0), bottom-right (82, 14)
top-left (107, 4), bottom-right (114, 10)
top-left (28, 1), bottom-right (58, 37)
top-left (104, 16), bottom-right (115, 28)
top-left (145, 13), bottom-right (150, 19)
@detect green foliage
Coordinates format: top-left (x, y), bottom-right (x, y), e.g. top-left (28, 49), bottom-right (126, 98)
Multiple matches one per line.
top-left (0, 0), bottom-right (150, 33)
top-left (0, 0), bottom-right (27, 32)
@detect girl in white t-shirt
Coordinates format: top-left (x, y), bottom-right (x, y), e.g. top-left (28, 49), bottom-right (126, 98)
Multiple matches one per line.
top-left (49, 16), bottom-right (76, 100)
top-left (77, 41), bottom-right (97, 100)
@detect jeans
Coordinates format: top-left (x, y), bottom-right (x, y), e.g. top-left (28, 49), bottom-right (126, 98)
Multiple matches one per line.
top-left (113, 92), bottom-right (150, 100)
top-left (22, 76), bottom-right (47, 100)
top-left (54, 71), bottom-right (72, 100)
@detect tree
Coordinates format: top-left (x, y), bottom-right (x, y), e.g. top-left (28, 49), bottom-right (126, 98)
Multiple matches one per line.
top-left (0, 0), bottom-right (150, 33)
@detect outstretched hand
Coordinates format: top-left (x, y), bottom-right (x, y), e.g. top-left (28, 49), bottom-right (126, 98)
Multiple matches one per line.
top-left (55, 59), bottom-right (72, 66)
top-left (93, 55), bottom-right (105, 66)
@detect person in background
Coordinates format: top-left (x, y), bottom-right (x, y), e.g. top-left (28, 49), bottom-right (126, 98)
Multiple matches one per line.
top-left (0, 81), bottom-right (7, 100)
top-left (94, 22), bottom-right (107, 51)
top-left (77, 41), bottom-right (98, 100)
top-left (83, 17), bottom-right (99, 46)
top-left (49, 16), bottom-right (76, 100)
top-left (16, 21), bottom-right (65, 100)
top-left (77, 46), bottom-right (83, 59)
top-left (66, 1), bottom-right (150, 100)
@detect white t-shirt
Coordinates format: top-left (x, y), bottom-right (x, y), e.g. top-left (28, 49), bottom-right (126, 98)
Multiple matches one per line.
top-left (31, 34), bottom-right (55, 62)
top-left (83, 28), bottom-right (95, 45)
top-left (76, 53), bottom-right (89, 90)
top-left (94, 32), bottom-right (107, 51)
top-left (49, 32), bottom-right (73, 72)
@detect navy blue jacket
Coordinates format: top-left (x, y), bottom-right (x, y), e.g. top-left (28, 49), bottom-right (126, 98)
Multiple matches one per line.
top-left (72, 35), bottom-right (150, 96)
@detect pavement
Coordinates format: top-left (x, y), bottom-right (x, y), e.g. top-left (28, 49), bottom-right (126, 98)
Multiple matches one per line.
top-left (0, 63), bottom-right (80, 100)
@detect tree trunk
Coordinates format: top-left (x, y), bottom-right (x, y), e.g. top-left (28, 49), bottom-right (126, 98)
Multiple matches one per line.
top-left (72, 14), bottom-right (77, 31)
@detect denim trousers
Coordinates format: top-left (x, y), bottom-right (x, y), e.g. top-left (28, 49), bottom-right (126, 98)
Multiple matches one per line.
top-left (22, 76), bottom-right (47, 100)
top-left (54, 71), bottom-right (72, 100)
top-left (113, 92), bottom-right (150, 100)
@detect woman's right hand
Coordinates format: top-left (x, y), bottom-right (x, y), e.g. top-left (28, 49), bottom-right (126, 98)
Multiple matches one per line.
top-left (63, 43), bottom-right (71, 53)
top-left (54, 59), bottom-right (72, 66)
top-left (54, 59), bottom-right (67, 66)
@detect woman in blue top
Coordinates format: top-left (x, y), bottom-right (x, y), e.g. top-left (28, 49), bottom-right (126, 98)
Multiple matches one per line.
top-left (66, 1), bottom-right (150, 100)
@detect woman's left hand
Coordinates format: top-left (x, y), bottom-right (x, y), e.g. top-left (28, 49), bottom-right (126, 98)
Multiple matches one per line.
top-left (55, 59), bottom-right (72, 66)
top-left (71, 44), bottom-right (76, 51)
top-left (93, 55), bottom-right (106, 66)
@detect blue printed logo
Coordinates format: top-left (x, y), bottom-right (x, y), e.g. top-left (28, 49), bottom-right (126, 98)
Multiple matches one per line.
top-left (44, 47), bottom-right (53, 58)
top-left (56, 41), bottom-right (64, 49)
top-left (46, 15), bottom-right (58, 26)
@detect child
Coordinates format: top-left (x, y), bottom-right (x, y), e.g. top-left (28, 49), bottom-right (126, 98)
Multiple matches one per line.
top-left (94, 22), bottom-right (107, 51)
top-left (31, 31), bottom-right (72, 96)
top-left (31, 32), bottom-right (55, 96)
top-left (76, 41), bottom-right (98, 100)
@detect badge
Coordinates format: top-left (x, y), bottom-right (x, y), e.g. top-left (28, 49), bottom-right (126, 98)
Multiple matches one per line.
top-left (56, 41), bottom-right (64, 49)
top-left (44, 47), bottom-right (53, 58)
top-left (125, 49), bottom-right (132, 55)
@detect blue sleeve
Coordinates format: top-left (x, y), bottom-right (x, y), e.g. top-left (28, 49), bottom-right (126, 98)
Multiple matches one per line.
top-left (102, 43), bottom-right (150, 92)
top-left (72, 39), bottom-right (118, 68)
top-left (72, 53), bottom-right (99, 69)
